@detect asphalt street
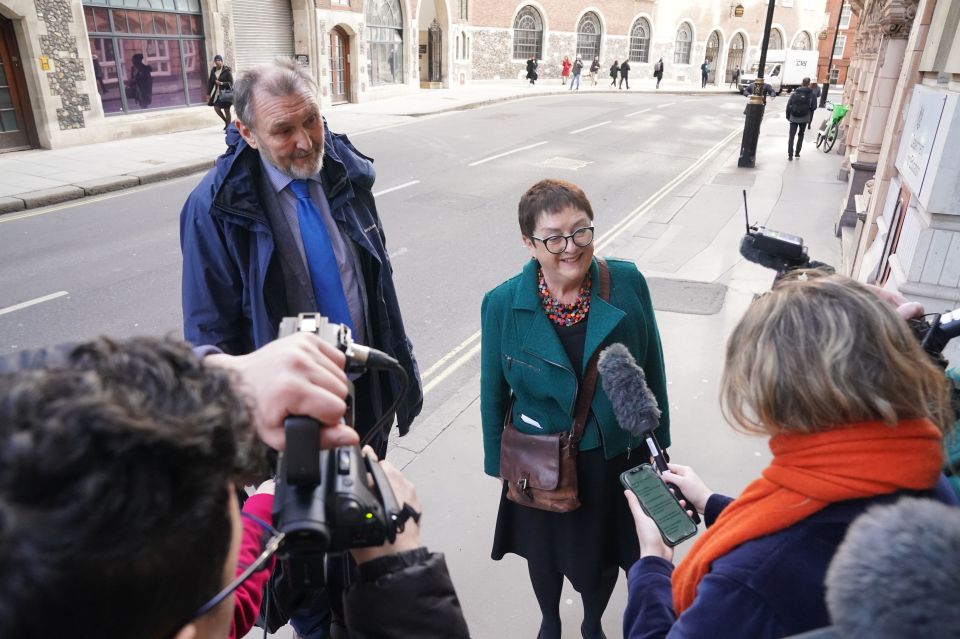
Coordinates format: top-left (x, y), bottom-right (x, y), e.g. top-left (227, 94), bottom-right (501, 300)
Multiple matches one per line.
top-left (0, 92), bottom-right (745, 420)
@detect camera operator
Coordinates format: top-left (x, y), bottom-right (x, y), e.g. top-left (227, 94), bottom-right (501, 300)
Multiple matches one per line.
top-left (621, 272), bottom-right (958, 639)
top-left (0, 334), bottom-right (468, 639)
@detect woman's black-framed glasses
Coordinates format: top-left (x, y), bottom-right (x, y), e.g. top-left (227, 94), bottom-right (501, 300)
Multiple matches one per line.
top-left (529, 226), bottom-right (595, 255)
top-left (193, 513), bottom-right (285, 619)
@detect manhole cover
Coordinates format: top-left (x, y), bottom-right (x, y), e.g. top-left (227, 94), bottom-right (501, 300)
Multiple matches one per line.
top-left (647, 278), bottom-right (727, 315)
top-left (538, 156), bottom-right (593, 170)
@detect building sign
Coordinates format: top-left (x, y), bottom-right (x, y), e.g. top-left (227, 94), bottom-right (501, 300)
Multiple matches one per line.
top-left (896, 85), bottom-right (947, 199)
top-left (895, 85), bottom-right (960, 215)
top-left (295, 54), bottom-right (309, 66)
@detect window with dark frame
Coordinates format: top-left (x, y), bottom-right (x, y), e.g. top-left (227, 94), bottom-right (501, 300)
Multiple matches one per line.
top-left (83, 0), bottom-right (206, 115)
top-left (629, 17), bottom-right (650, 63)
top-left (575, 12), bottom-right (601, 60)
top-left (512, 6), bottom-right (543, 61)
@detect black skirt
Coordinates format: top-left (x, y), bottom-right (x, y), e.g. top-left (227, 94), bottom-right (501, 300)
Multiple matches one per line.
top-left (491, 447), bottom-right (641, 592)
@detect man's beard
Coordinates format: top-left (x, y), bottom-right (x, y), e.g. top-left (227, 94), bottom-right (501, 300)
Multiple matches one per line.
top-left (284, 148), bottom-right (324, 180)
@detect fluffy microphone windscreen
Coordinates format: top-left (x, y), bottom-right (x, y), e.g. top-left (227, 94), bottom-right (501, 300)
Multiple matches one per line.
top-left (825, 497), bottom-right (960, 639)
top-left (597, 343), bottom-right (660, 438)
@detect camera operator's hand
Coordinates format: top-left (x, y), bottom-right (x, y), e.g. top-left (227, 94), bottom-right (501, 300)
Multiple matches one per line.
top-left (867, 285), bottom-right (925, 320)
top-left (204, 333), bottom-right (358, 451)
top-left (351, 446), bottom-right (423, 565)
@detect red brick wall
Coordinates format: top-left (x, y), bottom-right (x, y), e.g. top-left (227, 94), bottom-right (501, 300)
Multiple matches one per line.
top-left (817, 0), bottom-right (858, 84)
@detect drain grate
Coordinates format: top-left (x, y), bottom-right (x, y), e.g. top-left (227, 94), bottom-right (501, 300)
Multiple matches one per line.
top-left (647, 278), bottom-right (727, 315)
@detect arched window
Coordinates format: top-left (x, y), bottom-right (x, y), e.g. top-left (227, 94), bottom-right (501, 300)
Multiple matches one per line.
top-left (576, 12), bottom-right (601, 60)
top-left (705, 30), bottom-right (720, 83)
top-left (726, 32), bottom-right (745, 83)
top-left (513, 6), bottom-right (543, 60)
top-left (767, 28), bottom-right (783, 50)
top-left (366, 0), bottom-right (403, 85)
top-left (792, 31), bottom-right (812, 50)
top-left (674, 22), bottom-right (692, 65)
top-left (629, 18), bottom-right (651, 63)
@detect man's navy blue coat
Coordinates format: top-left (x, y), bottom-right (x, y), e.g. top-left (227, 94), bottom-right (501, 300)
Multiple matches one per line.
top-left (180, 125), bottom-right (422, 434)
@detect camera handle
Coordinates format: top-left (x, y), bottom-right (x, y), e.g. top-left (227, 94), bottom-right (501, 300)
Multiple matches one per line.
top-left (362, 449), bottom-right (402, 543)
top-left (285, 416), bottom-right (322, 487)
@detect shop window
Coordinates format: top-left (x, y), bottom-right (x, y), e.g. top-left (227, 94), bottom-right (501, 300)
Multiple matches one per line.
top-left (513, 6), bottom-right (543, 61)
top-left (83, 0), bottom-right (205, 114)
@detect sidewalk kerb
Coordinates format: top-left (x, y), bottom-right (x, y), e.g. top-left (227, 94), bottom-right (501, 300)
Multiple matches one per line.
top-left (18, 185), bottom-right (85, 209)
top-left (0, 197), bottom-right (26, 215)
top-left (77, 175), bottom-right (141, 196)
top-left (129, 158), bottom-right (216, 185)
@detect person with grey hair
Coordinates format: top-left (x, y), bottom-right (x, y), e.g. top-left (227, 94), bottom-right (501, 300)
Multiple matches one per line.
top-left (179, 58), bottom-right (423, 638)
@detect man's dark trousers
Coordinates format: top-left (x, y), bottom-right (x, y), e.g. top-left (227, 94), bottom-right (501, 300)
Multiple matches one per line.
top-left (789, 121), bottom-right (806, 157)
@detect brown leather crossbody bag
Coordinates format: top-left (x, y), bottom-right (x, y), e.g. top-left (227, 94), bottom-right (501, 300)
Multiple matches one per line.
top-left (499, 257), bottom-right (610, 513)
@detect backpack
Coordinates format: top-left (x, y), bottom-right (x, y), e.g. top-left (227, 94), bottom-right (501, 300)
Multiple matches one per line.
top-left (788, 90), bottom-right (812, 118)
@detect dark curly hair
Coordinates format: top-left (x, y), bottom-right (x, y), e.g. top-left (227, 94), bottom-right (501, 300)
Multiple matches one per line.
top-left (0, 337), bottom-right (255, 639)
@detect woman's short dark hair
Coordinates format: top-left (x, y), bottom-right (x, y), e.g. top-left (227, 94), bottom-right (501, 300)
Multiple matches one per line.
top-left (0, 337), bottom-right (257, 639)
top-left (518, 179), bottom-right (594, 237)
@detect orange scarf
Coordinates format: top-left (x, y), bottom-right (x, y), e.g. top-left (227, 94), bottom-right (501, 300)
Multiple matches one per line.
top-left (672, 419), bottom-right (944, 613)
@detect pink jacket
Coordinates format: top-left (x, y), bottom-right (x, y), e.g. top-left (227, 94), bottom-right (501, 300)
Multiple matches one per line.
top-left (230, 493), bottom-right (275, 639)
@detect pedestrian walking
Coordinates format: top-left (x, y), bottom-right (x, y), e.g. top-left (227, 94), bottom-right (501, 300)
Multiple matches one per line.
top-left (561, 56), bottom-right (571, 85)
top-left (589, 56), bottom-right (600, 86)
top-left (653, 58), bottom-right (664, 89)
top-left (785, 77), bottom-right (817, 160)
top-left (729, 64), bottom-right (741, 89)
top-left (700, 59), bottom-right (710, 88)
top-left (482, 178), bottom-right (671, 639)
top-left (206, 54), bottom-right (234, 130)
top-left (808, 82), bottom-right (822, 129)
top-left (526, 56), bottom-right (539, 85)
top-left (569, 55), bottom-right (583, 90)
top-left (609, 60), bottom-right (620, 87)
top-left (619, 59), bottom-right (631, 89)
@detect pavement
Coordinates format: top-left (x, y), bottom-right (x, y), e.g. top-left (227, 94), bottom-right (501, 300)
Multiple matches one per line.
top-left (242, 107), bottom-right (849, 638)
top-left (0, 79), bottom-right (742, 214)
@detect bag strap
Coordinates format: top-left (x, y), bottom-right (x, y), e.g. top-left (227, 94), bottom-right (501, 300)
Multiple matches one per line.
top-left (502, 257), bottom-right (611, 441)
top-left (569, 256), bottom-right (609, 446)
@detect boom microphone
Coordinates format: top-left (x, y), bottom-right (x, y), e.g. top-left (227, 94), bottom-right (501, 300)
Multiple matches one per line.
top-left (598, 343), bottom-right (700, 524)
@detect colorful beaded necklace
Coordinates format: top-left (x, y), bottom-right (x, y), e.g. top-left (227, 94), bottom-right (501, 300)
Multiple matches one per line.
top-left (538, 268), bottom-right (591, 326)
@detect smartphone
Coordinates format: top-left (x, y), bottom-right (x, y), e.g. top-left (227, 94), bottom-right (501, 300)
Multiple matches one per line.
top-left (620, 463), bottom-right (698, 547)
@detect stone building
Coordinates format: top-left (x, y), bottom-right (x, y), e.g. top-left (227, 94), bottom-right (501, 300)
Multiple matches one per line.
top-left (837, 0), bottom-right (960, 313)
top-left (470, 0), bottom-right (826, 85)
top-left (817, 0), bottom-right (859, 86)
top-left (0, 0), bottom-right (824, 151)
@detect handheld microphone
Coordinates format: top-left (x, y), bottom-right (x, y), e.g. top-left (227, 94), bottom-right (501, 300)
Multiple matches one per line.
top-left (598, 343), bottom-right (700, 524)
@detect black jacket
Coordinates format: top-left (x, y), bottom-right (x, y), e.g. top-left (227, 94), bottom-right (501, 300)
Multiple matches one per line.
top-left (206, 66), bottom-right (233, 100)
top-left (786, 86), bottom-right (817, 123)
top-left (344, 549), bottom-right (470, 638)
top-left (620, 60), bottom-right (631, 75)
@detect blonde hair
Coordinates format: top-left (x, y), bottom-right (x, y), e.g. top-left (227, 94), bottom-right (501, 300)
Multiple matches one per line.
top-left (720, 270), bottom-right (953, 435)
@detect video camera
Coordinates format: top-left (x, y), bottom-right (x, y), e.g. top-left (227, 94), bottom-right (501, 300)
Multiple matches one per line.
top-left (270, 313), bottom-right (410, 595)
top-left (737, 190), bottom-right (960, 359)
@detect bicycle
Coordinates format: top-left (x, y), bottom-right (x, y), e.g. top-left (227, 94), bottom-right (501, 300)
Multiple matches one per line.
top-left (815, 101), bottom-right (849, 153)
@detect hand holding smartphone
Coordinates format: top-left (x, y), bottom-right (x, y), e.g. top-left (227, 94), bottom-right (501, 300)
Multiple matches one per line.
top-left (620, 463), bottom-right (698, 547)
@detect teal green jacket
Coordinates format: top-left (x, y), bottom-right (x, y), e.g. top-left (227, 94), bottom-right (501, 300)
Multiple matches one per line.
top-left (480, 257), bottom-right (670, 477)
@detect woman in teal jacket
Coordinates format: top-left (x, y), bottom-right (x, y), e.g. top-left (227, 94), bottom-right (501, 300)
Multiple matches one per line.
top-left (481, 179), bottom-right (670, 639)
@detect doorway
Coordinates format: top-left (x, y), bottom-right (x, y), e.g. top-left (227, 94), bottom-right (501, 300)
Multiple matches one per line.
top-left (706, 31), bottom-right (721, 84)
top-left (0, 16), bottom-right (36, 152)
top-left (329, 27), bottom-right (350, 104)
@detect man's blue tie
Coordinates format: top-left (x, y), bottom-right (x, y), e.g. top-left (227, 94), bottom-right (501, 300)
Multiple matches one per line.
top-left (289, 179), bottom-right (353, 330)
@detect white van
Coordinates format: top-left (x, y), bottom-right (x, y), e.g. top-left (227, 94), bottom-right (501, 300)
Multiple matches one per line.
top-left (738, 49), bottom-right (819, 95)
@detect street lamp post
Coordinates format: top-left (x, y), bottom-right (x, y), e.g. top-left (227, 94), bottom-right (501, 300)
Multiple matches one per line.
top-left (737, 0), bottom-right (777, 168)
top-left (821, 3), bottom-right (845, 107)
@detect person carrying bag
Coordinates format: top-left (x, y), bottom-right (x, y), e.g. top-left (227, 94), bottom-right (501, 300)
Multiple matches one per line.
top-left (481, 179), bottom-right (671, 639)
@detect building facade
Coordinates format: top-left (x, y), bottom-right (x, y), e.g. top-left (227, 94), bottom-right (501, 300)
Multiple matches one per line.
top-left (817, 0), bottom-right (859, 85)
top-left (836, 0), bottom-right (960, 312)
top-left (0, 0), bottom-right (824, 151)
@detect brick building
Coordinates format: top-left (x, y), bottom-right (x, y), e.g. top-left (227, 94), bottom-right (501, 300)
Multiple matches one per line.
top-left (817, 0), bottom-right (858, 86)
top-left (1, 0), bottom-right (824, 151)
